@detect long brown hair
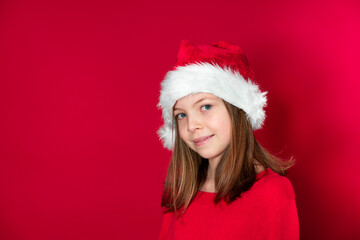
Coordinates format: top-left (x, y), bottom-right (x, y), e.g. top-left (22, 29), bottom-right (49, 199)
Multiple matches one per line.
top-left (161, 100), bottom-right (295, 216)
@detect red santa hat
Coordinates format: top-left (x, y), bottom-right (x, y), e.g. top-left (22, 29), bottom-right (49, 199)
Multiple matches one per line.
top-left (157, 40), bottom-right (267, 150)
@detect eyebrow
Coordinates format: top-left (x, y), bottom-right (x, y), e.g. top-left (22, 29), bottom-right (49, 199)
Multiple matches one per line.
top-left (173, 98), bottom-right (210, 111)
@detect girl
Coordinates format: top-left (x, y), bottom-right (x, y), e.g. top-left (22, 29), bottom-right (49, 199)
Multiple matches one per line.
top-left (157, 40), bottom-right (299, 240)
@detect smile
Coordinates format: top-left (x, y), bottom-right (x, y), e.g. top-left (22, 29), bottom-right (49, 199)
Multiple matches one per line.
top-left (193, 134), bottom-right (214, 146)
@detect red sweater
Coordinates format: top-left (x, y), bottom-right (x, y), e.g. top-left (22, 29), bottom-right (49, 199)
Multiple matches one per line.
top-left (159, 168), bottom-right (299, 240)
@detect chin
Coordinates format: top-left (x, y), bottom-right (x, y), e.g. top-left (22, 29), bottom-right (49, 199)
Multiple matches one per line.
top-left (196, 151), bottom-right (221, 160)
top-left (189, 144), bottom-right (224, 160)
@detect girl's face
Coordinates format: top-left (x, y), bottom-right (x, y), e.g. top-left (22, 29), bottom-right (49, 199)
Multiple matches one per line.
top-left (173, 92), bottom-right (232, 162)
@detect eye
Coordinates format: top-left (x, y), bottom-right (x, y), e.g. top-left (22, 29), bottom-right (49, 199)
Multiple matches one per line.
top-left (201, 104), bottom-right (212, 111)
top-left (176, 113), bottom-right (186, 120)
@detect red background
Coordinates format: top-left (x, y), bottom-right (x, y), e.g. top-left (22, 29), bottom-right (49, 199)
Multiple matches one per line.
top-left (0, 0), bottom-right (359, 239)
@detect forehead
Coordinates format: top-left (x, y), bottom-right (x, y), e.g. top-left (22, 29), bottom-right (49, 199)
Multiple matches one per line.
top-left (174, 92), bottom-right (220, 108)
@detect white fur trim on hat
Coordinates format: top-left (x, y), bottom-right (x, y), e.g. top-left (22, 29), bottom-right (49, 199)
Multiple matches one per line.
top-left (157, 62), bottom-right (267, 150)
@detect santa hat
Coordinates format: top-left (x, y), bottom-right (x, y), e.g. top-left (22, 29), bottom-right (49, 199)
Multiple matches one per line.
top-left (157, 40), bottom-right (267, 150)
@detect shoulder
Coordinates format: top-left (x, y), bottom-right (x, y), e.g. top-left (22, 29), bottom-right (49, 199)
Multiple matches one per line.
top-left (252, 168), bottom-right (296, 202)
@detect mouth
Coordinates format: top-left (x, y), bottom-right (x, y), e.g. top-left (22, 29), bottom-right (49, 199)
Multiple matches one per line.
top-left (193, 134), bottom-right (214, 146)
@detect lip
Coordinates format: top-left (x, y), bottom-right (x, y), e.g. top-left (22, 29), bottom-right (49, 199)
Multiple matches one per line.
top-left (193, 134), bottom-right (214, 146)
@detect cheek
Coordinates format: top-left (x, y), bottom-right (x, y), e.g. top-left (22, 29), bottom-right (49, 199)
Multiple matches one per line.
top-left (209, 115), bottom-right (232, 140)
top-left (177, 123), bottom-right (188, 142)
top-left (224, 118), bottom-right (232, 141)
top-left (208, 115), bottom-right (229, 130)
top-left (225, 123), bottom-right (232, 143)
top-left (178, 127), bottom-right (195, 150)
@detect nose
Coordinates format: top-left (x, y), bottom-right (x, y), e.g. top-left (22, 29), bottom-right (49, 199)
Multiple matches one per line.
top-left (187, 115), bottom-right (202, 132)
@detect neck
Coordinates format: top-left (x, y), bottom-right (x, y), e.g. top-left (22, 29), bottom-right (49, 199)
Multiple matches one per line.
top-left (200, 155), bottom-right (222, 193)
top-left (201, 157), bottom-right (264, 193)
top-left (207, 155), bottom-right (221, 180)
